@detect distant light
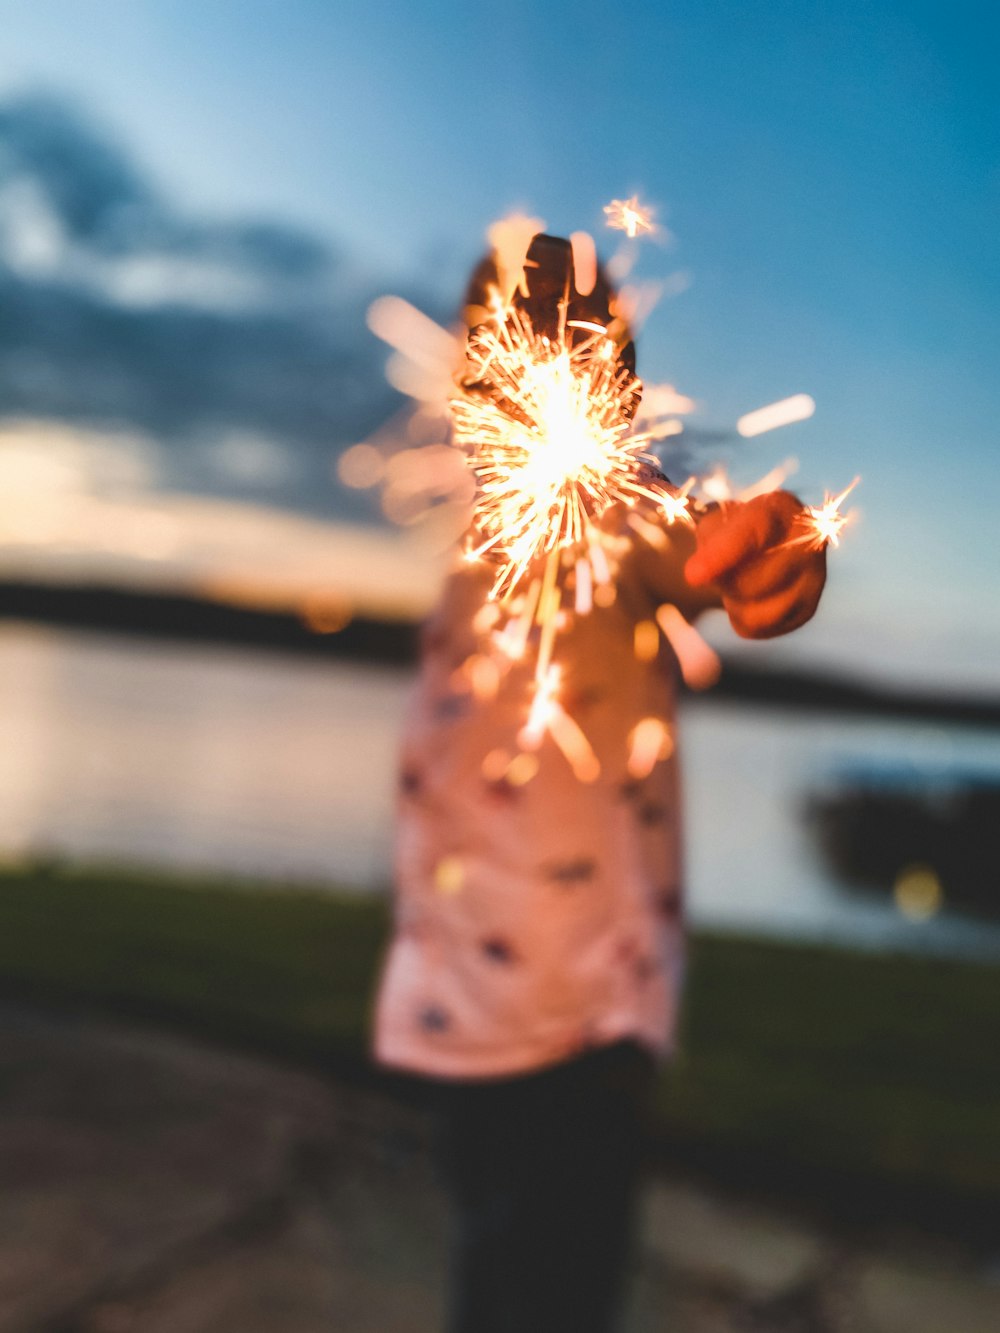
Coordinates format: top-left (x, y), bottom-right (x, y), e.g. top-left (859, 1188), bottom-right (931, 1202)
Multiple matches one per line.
top-left (300, 597), bottom-right (352, 635)
top-left (737, 394), bottom-right (816, 438)
top-left (893, 863), bottom-right (943, 921)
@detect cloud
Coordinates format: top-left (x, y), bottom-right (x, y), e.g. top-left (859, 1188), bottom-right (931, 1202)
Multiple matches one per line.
top-left (0, 93), bottom-right (439, 518)
top-left (0, 94), bottom-right (329, 302)
top-left (0, 427), bottom-right (447, 623)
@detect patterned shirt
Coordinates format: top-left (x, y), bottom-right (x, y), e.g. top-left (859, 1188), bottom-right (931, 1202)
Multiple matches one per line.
top-left (373, 535), bottom-right (687, 1080)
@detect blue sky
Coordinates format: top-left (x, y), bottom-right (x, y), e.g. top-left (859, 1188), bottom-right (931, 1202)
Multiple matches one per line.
top-left (0, 0), bottom-right (997, 691)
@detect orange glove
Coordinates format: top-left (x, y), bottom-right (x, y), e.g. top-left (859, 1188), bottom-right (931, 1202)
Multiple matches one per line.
top-left (684, 490), bottom-right (827, 639)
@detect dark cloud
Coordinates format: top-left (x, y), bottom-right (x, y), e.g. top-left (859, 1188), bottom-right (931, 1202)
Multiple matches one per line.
top-left (0, 94), bottom-right (442, 518)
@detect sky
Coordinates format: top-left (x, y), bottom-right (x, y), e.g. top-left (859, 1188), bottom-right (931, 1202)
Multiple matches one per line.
top-left (0, 0), bottom-right (997, 693)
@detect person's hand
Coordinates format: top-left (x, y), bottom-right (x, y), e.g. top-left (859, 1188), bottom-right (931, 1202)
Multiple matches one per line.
top-left (684, 491), bottom-right (826, 639)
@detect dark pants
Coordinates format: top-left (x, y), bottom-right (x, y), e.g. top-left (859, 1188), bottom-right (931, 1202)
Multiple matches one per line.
top-left (427, 1041), bottom-right (656, 1333)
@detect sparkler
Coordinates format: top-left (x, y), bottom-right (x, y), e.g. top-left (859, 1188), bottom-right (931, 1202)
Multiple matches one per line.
top-left (357, 198), bottom-right (859, 782)
top-left (449, 235), bottom-right (700, 710)
top-left (452, 303), bottom-right (685, 600)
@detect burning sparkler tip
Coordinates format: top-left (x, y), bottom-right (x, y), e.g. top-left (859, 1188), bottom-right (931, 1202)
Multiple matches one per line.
top-left (603, 196), bottom-right (656, 240)
top-left (800, 476), bottom-right (861, 550)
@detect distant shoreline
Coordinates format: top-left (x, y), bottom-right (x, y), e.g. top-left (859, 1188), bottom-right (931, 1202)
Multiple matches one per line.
top-left (3, 575), bottom-right (999, 730)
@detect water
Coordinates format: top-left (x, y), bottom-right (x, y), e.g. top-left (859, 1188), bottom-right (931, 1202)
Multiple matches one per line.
top-left (3, 622), bottom-right (1000, 960)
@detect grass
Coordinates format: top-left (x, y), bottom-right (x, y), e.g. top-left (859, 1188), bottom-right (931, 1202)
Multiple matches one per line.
top-left (1, 860), bottom-right (998, 1227)
top-left (0, 861), bottom-right (385, 1069)
top-left (661, 933), bottom-right (1000, 1226)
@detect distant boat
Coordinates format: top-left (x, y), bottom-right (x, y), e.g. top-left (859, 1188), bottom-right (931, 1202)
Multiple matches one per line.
top-left (804, 768), bottom-right (1000, 921)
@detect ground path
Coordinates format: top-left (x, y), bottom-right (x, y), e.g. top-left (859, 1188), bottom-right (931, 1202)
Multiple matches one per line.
top-left (1, 1005), bottom-right (998, 1332)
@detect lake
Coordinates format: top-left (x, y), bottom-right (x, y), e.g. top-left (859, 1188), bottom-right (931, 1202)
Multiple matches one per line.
top-left (3, 621), bottom-right (1000, 960)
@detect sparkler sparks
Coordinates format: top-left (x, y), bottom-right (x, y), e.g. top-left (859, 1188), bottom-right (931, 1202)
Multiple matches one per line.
top-left (356, 202), bottom-right (858, 785)
top-left (737, 394), bottom-right (816, 438)
top-left (452, 304), bottom-right (679, 602)
top-left (448, 279), bottom-right (699, 763)
top-left (603, 196), bottom-right (656, 239)
top-left (795, 476), bottom-right (860, 550)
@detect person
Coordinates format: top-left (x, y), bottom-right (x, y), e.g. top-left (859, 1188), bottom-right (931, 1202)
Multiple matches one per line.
top-left (372, 233), bottom-right (827, 1333)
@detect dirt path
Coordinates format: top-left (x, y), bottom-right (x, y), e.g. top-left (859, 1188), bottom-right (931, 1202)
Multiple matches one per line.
top-left (1, 1005), bottom-right (997, 1332)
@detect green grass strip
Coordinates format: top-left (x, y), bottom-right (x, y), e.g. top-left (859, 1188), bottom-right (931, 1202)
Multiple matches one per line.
top-left (1, 862), bottom-right (998, 1215)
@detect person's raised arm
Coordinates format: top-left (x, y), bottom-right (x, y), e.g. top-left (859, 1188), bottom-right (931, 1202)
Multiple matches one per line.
top-left (631, 486), bottom-right (827, 637)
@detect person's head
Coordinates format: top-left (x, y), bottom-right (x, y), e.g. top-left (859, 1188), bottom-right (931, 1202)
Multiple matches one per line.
top-left (462, 231), bottom-right (636, 380)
